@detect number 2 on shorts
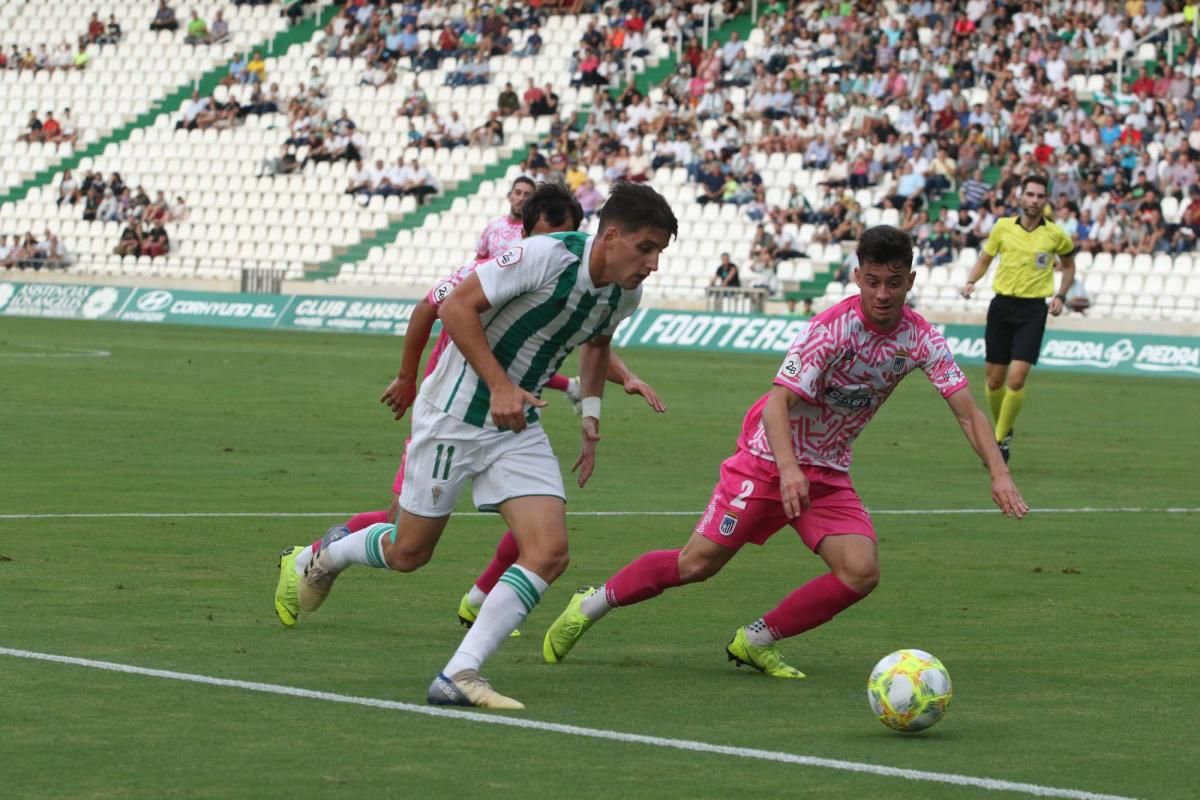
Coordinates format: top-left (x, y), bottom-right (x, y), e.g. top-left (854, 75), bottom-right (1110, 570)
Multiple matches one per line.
top-left (730, 479), bottom-right (754, 509)
top-left (432, 444), bottom-right (455, 480)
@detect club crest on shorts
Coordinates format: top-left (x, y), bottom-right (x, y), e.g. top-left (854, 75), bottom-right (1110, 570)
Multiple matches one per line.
top-left (719, 512), bottom-right (738, 536)
top-left (432, 486), bottom-right (443, 504)
top-left (496, 246), bottom-right (523, 268)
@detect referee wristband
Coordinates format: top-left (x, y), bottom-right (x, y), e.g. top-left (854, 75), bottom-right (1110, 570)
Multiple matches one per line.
top-left (1054, 294), bottom-right (1066, 302)
top-left (580, 396), bottom-right (602, 419)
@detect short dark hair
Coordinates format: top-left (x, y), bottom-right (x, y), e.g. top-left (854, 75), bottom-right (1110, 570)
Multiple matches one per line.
top-left (521, 181), bottom-right (583, 236)
top-left (597, 181), bottom-right (678, 239)
top-left (1022, 174), bottom-right (1049, 192)
top-left (511, 175), bottom-right (536, 192)
top-left (856, 225), bottom-right (913, 271)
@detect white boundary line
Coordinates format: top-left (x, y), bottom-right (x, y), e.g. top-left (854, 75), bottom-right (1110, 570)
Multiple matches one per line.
top-left (0, 647), bottom-right (1137, 800)
top-left (0, 507), bottom-right (1196, 521)
top-left (0, 347), bottom-right (111, 358)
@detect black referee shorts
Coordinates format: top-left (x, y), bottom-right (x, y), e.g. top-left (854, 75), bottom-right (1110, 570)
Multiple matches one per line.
top-left (985, 294), bottom-right (1049, 365)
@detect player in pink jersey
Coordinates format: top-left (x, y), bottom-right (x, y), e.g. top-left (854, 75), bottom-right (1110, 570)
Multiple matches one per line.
top-left (274, 183), bottom-right (667, 630)
top-left (474, 176), bottom-right (536, 263)
top-left (543, 225), bottom-right (1028, 677)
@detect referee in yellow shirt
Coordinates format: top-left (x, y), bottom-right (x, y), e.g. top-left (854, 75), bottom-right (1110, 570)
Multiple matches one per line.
top-left (960, 174), bottom-right (1075, 462)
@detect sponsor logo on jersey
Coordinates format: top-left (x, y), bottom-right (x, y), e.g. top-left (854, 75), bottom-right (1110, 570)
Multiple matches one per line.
top-left (940, 364), bottom-right (965, 384)
top-left (496, 246), bottom-right (523, 268)
top-left (719, 512), bottom-right (738, 537)
top-left (824, 384), bottom-right (874, 411)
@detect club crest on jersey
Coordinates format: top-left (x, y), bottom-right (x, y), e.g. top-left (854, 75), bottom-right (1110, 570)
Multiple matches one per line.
top-left (432, 280), bottom-right (453, 304)
top-left (891, 350), bottom-right (909, 374)
top-left (840, 348), bottom-right (856, 363)
top-left (719, 512), bottom-right (739, 536)
top-left (496, 246), bottom-right (523, 268)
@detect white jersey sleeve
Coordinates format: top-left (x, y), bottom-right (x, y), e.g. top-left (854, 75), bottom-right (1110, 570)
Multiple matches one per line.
top-left (474, 239), bottom-right (568, 310)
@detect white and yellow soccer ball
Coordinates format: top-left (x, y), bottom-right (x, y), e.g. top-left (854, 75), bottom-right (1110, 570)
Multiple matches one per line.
top-left (867, 649), bottom-right (953, 732)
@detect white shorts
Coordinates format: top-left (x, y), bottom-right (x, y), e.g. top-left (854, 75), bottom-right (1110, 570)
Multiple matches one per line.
top-left (399, 397), bottom-right (566, 517)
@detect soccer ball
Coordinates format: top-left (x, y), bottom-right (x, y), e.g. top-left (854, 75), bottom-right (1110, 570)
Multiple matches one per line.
top-left (867, 649), bottom-right (953, 732)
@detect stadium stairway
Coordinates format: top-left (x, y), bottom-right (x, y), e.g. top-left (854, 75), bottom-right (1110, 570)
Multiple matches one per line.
top-left (0, 2), bottom-right (341, 208)
top-left (309, 9), bottom-right (759, 288)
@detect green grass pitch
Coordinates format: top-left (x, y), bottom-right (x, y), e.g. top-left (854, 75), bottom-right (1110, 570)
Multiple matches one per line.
top-left (1, 316), bottom-right (1198, 799)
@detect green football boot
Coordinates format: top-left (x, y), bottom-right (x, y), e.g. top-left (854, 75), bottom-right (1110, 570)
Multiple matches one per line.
top-left (273, 546), bottom-right (304, 627)
top-left (543, 586), bottom-right (598, 664)
top-left (726, 627), bottom-right (807, 679)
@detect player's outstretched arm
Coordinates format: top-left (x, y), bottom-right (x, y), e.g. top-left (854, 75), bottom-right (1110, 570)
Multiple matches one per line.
top-left (762, 385), bottom-right (810, 517)
top-left (945, 390), bottom-right (1029, 518)
top-left (605, 350), bottom-right (666, 413)
top-left (379, 297), bottom-right (438, 420)
top-left (572, 337), bottom-right (610, 487)
top-left (440, 273), bottom-right (545, 432)
top-left (961, 251), bottom-right (994, 298)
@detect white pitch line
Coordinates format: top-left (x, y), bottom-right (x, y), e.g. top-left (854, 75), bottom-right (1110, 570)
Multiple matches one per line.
top-left (0, 507), bottom-right (1196, 521)
top-left (0, 647), bottom-right (1136, 800)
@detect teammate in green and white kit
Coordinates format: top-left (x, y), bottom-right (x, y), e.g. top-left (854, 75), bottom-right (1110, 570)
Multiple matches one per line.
top-left (294, 182), bottom-right (677, 709)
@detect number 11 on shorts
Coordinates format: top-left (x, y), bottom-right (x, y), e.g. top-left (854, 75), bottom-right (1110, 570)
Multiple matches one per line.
top-left (432, 444), bottom-right (455, 480)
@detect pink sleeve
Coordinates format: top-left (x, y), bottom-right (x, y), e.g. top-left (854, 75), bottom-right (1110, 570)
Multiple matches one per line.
top-left (918, 325), bottom-right (969, 398)
top-left (772, 323), bottom-right (835, 404)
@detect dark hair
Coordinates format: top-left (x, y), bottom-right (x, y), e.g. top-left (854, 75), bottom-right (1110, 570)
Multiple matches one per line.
top-left (521, 181), bottom-right (583, 235)
top-left (597, 181), bottom-right (678, 239)
top-left (511, 175), bottom-right (536, 192)
top-left (1022, 174), bottom-right (1049, 192)
top-left (856, 225), bottom-right (913, 271)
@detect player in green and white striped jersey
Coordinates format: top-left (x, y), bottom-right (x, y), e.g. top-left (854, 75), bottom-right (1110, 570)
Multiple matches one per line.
top-left (297, 182), bottom-right (678, 709)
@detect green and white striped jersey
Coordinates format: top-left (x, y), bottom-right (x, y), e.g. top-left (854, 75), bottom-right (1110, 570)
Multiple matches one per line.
top-left (421, 231), bottom-right (641, 430)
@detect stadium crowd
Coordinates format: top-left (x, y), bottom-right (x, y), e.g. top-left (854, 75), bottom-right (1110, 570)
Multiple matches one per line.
top-left (6, 0), bottom-right (1199, 305)
top-left (0, 230), bottom-right (70, 270)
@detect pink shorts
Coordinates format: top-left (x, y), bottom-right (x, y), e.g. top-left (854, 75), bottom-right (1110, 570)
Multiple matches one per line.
top-left (695, 449), bottom-right (875, 552)
top-left (390, 435), bottom-right (413, 495)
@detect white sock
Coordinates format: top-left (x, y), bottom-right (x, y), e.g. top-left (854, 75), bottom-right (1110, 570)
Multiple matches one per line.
top-left (581, 583), bottom-right (616, 621)
top-left (744, 617), bottom-right (776, 646)
top-left (322, 523), bottom-right (391, 572)
top-left (444, 565), bottom-right (548, 676)
top-left (466, 585), bottom-right (488, 606)
top-left (294, 546), bottom-right (313, 575)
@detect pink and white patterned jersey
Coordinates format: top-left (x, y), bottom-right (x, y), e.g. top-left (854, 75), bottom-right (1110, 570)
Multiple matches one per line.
top-left (738, 295), bottom-right (969, 471)
top-left (421, 261), bottom-right (478, 378)
top-left (475, 215), bottom-right (524, 262)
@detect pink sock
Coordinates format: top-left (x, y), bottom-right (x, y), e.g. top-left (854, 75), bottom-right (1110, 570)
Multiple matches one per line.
top-left (604, 549), bottom-right (683, 607)
top-left (545, 373), bottom-right (570, 391)
top-left (474, 530), bottom-right (521, 593)
top-left (762, 573), bottom-right (867, 640)
top-left (345, 510), bottom-right (389, 533)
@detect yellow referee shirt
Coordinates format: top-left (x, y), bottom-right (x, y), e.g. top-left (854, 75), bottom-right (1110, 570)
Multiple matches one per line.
top-left (982, 217), bottom-right (1074, 298)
